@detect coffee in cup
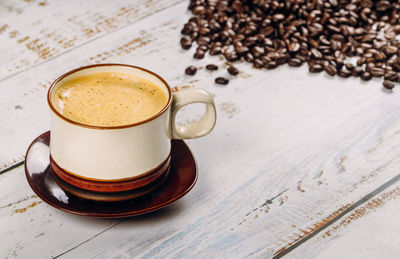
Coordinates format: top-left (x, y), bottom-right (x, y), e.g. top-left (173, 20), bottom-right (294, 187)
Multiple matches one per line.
top-left (52, 72), bottom-right (168, 127)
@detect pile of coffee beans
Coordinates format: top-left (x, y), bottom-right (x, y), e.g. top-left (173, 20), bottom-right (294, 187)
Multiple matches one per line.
top-left (180, 0), bottom-right (400, 90)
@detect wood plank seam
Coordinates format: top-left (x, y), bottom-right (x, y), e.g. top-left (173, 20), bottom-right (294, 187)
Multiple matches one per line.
top-left (272, 172), bottom-right (400, 258)
top-left (52, 220), bottom-right (124, 258)
top-left (0, 161), bottom-right (24, 175)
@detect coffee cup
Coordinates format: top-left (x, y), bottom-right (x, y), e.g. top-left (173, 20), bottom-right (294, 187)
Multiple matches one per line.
top-left (47, 64), bottom-right (216, 193)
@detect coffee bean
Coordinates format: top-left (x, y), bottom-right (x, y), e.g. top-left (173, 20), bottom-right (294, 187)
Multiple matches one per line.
top-left (193, 51), bottom-right (205, 59)
top-left (193, 6), bottom-right (206, 15)
top-left (227, 66), bottom-right (239, 75)
top-left (185, 66), bottom-right (197, 76)
top-left (352, 67), bottom-right (364, 77)
top-left (383, 80), bottom-right (395, 90)
top-left (253, 59), bottom-right (264, 68)
top-left (235, 45), bottom-right (249, 53)
top-left (288, 58), bottom-right (302, 67)
top-left (206, 64), bottom-right (218, 71)
top-left (309, 63), bottom-right (324, 73)
top-left (325, 64), bottom-right (337, 76)
top-left (338, 69), bottom-right (352, 78)
top-left (376, 1), bottom-right (391, 12)
top-left (244, 52), bottom-right (254, 62)
top-left (288, 42), bottom-right (301, 53)
top-left (265, 61), bottom-right (278, 69)
top-left (215, 77), bottom-right (229, 85)
top-left (375, 52), bottom-right (387, 62)
top-left (384, 71), bottom-right (397, 81)
top-left (272, 13), bottom-right (285, 23)
top-left (370, 67), bottom-right (385, 77)
top-left (310, 48), bottom-right (323, 59)
top-left (197, 45), bottom-right (208, 52)
top-left (384, 46), bottom-right (398, 56)
top-left (361, 72), bottom-right (372, 81)
top-left (252, 46), bottom-right (264, 57)
top-left (331, 34), bottom-right (345, 42)
top-left (199, 27), bottom-right (210, 35)
top-left (356, 57), bottom-right (366, 66)
top-left (197, 36), bottom-right (210, 45)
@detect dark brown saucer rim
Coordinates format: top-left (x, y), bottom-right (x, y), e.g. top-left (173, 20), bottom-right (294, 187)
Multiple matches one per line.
top-left (24, 131), bottom-right (198, 218)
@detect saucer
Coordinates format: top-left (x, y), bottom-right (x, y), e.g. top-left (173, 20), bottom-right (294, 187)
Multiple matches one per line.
top-left (25, 131), bottom-right (198, 218)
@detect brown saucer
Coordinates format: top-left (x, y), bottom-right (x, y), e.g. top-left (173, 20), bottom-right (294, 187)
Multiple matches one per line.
top-left (24, 131), bottom-right (198, 218)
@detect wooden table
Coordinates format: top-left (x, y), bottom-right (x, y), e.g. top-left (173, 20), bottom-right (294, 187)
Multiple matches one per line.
top-left (2, 1), bottom-right (400, 258)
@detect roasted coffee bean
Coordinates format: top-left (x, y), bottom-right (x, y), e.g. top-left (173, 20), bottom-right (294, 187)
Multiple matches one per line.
top-left (206, 64), bottom-right (218, 71)
top-left (209, 46), bottom-right (222, 55)
top-left (309, 63), bottom-right (324, 73)
top-left (361, 72), bottom-right (372, 81)
top-left (199, 27), bottom-right (210, 35)
top-left (235, 45), bottom-right (249, 53)
top-left (310, 48), bottom-right (323, 59)
top-left (384, 46), bottom-right (398, 56)
top-left (254, 59), bottom-right (264, 68)
top-left (338, 69), bottom-right (352, 78)
top-left (197, 45), bottom-right (208, 51)
top-left (356, 57), bottom-right (366, 66)
top-left (352, 67), bottom-right (364, 77)
top-left (252, 46), bottom-right (264, 57)
top-left (244, 52), bottom-right (254, 62)
top-left (383, 80), bottom-right (395, 90)
top-left (185, 66), bottom-right (197, 76)
top-left (376, 1), bottom-right (391, 12)
top-left (288, 42), bottom-right (301, 53)
top-left (215, 77), bottom-right (229, 85)
top-left (325, 64), bottom-right (337, 76)
top-left (370, 67), bottom-right (385, 77)
top-left (331, 34), bottom-right (345, 42)
top-left (228, 66), bottom-right (239, 75)
top-left (288, 58), bottom-right (302, 67)
top-left (384, 71), bottom-right (398, 81)
top-left (272, 13), bottom-right (285, 23)
top-left (193, 51), bottom-right (205, 59)
top-left (265, 61), bottom-right (278, 69)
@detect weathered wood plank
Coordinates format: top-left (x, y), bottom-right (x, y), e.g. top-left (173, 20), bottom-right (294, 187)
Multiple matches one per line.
top-left (284, 180), bottom-right (400, 258)
top-left (2, 1), bottom-right (400, 258)
top-left (0, 0), bottom-right (183, 81)
top-left (0, 166), bottom-right (120, 258)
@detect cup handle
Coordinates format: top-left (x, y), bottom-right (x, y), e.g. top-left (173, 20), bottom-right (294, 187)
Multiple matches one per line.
top-left (170, 88), bottom-right (216, 139)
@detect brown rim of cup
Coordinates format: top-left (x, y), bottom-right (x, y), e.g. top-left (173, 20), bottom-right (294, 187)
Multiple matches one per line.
top-left (50, 154), bottom-right (171, 192)
top-left (47, 63), bottom-right (173, 130)
top-left (50, 153), bottom-right (171, 183)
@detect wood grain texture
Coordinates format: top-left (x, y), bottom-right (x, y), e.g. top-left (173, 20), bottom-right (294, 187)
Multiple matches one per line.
top-left (2, 1), bottom-right (400, 258)
top-left (0, 166), bottom-right (120, 258)
top-left (285, 181), bottom-right (400, 258)
top-left (0, 0), bottom-right (183, 81)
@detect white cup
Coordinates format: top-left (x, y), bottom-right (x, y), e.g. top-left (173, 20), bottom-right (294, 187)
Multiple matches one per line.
top-left (47, 64), bottom-right (216, 184)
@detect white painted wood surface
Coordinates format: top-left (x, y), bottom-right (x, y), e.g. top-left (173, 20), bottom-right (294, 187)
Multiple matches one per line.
top-left (287, 181), bottom-right (400, 259)
top-left (2, 1), bottom-right (400, 258)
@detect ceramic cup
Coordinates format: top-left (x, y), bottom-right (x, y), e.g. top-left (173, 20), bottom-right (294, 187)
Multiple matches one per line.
top-left (47, 64), bottom-right (216, 193)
